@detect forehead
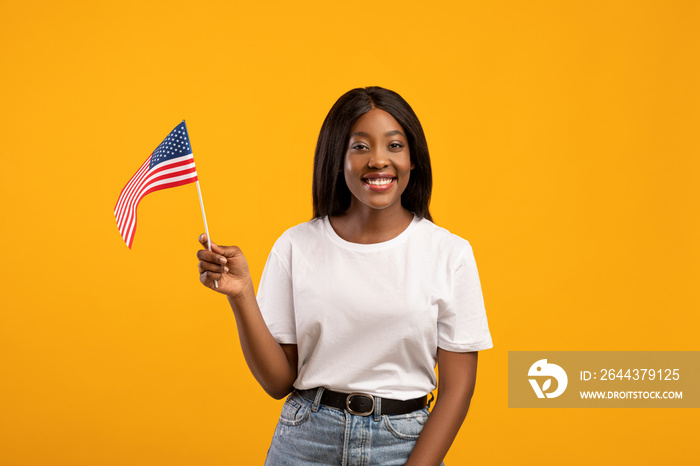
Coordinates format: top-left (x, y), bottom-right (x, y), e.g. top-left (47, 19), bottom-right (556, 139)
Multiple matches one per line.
top-left (350, 108), bottom-right (405, 137)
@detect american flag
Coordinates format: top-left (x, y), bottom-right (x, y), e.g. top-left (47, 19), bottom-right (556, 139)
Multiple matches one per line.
top-left (115, 121), bottom-right (198, 248)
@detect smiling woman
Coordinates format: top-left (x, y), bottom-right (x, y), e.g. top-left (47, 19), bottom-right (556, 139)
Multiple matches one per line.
top-left (342, 109), bottom-right (414, 218)
top-left (312, 87), bottom-right (433, 224)
top-left (196, 86), bottom-right (492, 465)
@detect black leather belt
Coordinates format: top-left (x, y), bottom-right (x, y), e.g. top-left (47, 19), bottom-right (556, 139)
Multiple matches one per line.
top-left (297, 388), bottom-right (427, 416)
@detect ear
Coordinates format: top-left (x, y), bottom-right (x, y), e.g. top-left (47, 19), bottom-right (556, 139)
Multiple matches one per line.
top-left (410, 161), bottom-right (415, 170)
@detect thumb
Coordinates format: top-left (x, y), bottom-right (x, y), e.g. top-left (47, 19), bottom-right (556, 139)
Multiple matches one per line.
top-left (198, 233), bottom-right (219, 250)
top-left (198, 233), bottom-right (229, 256)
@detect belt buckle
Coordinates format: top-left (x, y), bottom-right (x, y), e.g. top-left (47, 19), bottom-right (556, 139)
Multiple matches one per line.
top-left (346, 392), bottom-right (375, 416)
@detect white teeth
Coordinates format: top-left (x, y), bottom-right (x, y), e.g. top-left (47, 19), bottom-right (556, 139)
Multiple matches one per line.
top-left (364, 178), bottom-right (394, 186)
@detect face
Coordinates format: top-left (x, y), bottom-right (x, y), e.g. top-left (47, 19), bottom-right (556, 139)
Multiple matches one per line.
top-left (343, 108), bottom-right (414, 214)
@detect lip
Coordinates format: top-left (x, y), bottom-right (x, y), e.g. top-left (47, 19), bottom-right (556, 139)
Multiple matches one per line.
top-left (361, 173), bottom-right (397, 192)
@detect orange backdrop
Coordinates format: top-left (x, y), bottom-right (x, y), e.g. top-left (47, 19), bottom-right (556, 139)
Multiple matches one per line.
top-left (1, 1), bottom-right (698, 464)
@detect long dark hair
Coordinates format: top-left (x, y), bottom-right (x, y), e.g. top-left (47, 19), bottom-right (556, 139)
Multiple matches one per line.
top-left (312, 86), bottom-right (433, 221)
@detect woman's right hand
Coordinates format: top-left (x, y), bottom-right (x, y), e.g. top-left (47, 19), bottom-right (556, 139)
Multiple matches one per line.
top-left (197, 233), bottom-right (252, 297)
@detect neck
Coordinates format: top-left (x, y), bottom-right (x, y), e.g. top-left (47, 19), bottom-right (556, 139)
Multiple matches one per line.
top-left (330, 203), bottom-right (414, 244)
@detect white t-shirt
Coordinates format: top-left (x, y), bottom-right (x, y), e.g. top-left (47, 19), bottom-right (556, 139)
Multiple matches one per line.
top-left (257, 215), bottom-right (493, 400)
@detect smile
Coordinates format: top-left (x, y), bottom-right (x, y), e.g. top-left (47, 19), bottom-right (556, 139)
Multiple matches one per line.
top-left (364, 178), bottom-right (395, 186)
top-left (362, 176), bottom-right (397, 192)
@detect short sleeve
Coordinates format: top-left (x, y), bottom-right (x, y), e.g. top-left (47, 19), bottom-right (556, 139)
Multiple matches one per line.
top-left (257, 247), bottom-right (297, 344)
top-left (437, 244), bottom-right (493, 352)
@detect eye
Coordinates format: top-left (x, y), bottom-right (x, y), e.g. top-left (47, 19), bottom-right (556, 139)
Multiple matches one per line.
top-left (388, 142), bottom-right (404, 150)
top-left (351, 143), bottom-right (369, 151)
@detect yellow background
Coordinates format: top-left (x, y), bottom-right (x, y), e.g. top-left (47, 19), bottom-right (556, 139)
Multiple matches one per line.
top-left (2, 0), bottom-right (698, 464)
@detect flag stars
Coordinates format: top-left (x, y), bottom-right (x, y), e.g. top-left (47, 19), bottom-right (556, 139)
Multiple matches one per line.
top-left (148, 123), bottom-right (193, 169)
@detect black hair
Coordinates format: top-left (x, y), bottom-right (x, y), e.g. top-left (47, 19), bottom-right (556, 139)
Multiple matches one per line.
top-left (312, 86), bottom-right (433, 221)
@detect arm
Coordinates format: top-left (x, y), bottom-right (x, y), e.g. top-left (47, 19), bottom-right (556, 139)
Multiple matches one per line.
top-left (197, 234), bottom-right (298, 399)
top-left (405, 349), bottom-right (478, 466)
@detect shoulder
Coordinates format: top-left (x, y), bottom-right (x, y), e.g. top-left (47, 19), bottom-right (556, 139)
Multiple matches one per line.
top-left (413, 217), bottom-right (473, 253)
top-left (270, 217), bottom-right (326, 255)
top-left (409, 218), bottom-right (479, 272)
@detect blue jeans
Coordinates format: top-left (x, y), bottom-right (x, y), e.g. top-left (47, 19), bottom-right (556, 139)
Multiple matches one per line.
top-left (264, 389), bottom-right (444, 465)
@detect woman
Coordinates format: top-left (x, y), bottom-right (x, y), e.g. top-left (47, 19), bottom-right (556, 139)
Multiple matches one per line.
top-left (197, 86), bottom-right (492, 465)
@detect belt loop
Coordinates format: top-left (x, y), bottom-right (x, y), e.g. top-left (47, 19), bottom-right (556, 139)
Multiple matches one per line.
top-left (311, 387), bottom-right (325, 412)
top-left (373, 396), bottom-right (382, 421)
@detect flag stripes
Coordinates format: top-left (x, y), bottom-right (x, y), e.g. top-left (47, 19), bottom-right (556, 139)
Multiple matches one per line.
top-left (115, 154), bottom-right (198, 248)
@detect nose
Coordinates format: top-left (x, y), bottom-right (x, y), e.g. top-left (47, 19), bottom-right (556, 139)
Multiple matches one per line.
top-left (368, 149), bottom-right (389, 169)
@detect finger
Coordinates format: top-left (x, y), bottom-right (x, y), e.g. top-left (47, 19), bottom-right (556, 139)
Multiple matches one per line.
top-left (200, 271), bottom-right (223, 288)
top-left (198, 233), bottom-right (219, 248)
top-left (198, 233), bottom-right (230, 256)
top-left (198, 233), bottom-right (216, 250)
top-left (198, 260), bottom-right (229, 274)
top-left (197, 249), bottom-right (228, 266)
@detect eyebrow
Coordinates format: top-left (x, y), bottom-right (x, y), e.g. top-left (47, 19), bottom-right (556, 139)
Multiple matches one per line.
top-left (350, 130), bottom-right (406, 138)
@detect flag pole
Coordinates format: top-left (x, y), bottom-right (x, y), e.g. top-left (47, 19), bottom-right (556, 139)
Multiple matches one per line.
top-left (196, 180), bottom-right (218, 289)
